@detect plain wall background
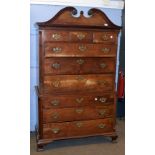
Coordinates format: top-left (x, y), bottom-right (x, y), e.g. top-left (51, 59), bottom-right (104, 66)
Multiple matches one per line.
top-left (30, 5), bottom-right (123, 131)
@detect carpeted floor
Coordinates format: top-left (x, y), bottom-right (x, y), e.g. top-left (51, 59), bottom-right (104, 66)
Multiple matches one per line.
top-left (30, 119), bottom-right (125, 155)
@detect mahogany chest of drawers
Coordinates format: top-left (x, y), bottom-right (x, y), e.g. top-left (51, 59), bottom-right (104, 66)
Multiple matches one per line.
top-left (35, 7), bottom-right (121, 151)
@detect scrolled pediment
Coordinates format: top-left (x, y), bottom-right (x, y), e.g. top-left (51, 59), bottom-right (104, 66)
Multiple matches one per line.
top-left (37, 7), bottom-right (121, 29)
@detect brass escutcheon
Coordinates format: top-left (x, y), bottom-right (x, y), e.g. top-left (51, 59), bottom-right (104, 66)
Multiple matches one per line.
top-left (101, 48), bottom-right (110, 53)
top-left (52, 47), bottom-right (62, 53)
top-left (78, 45), bottom-right (87, 52)
top-left (52, 63), bottom-right (60, 69)
top-left (99, 97), bottom-right (107, 103)
top-left (98, 109), bottom-right (106, 116)
top-left (52, 80), bottom-right (61, 88)
top-left (52, 113), bottom-right (59, 119)
top-left (76, 59), bottom-right (85, 65)
top-left (52, 33), bottom-right (61, 40)
top-left (51, 100), bottom-right (60, 106)
top-left (77, 33), bottom-right (86, 40)
top-left (76, 98), bottom-right (84, 104)
top-left (100, 63), bottom-right (107, 69)
top-left (98, 123), bottom-right (106, 129)
top-left (51, 128), bottom-right (60, 134)
top-left (76, 122), bottom-right (83, 128)
top-left (102, 34), bottom-right (109, 41)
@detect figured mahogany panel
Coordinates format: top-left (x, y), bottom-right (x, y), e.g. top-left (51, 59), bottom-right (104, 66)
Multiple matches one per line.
top-left (41, 93), bottom-right (114, 109)
top-left (43, 122), bottom-right (68, 139)
top-left (43, 30), bottom-right (69, 42)
top-left (44, 57), bottom-right (115, 75)
top-left (43, 105), bottom-right (114, 123)
top-left (93, 31), bottom-right (117, 43)
top-left (45, 43), bottom-right (117, 57)
top-left (70, 31), bottom-right (93, 42)
top-left (43, 74), bottom-right (114, 93)
top-left (68, 118), bottom-right (114, 137)
top-left (42, 30), bottom-right (93, 42)
top-left (43, 118), bottom-right (114, 139)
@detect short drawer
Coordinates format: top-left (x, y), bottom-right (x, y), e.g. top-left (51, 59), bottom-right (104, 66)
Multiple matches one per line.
top-left (69, 31), bottom-right (92, 42)
top-left (43, 118), bottom-right (114, 139)
top-left (43, 74), bottom-right (114, 93)
top-left (93, 31), bottom-right (117, 43)
top-left (41, 93), bottom-right (114, 109)
top-left (44, 57), bottom-right (115, 75)
top-left (43, 122), bottom-right (68, 139)
top-left (44, 43), bottom-right (117, 57)
top-left (43, 105), bottom-right (114, 123)
top-left (43, 30), bottom-right (69, 42)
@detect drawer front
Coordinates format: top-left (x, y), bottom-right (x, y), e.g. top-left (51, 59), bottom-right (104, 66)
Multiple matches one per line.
top-left (42, 30), bottom-right (117, 43)
top-left (43, 122), bottom-right (68, 139)
top-left (44, 57), bottom-right (115, 75)
top-left (43, 30), bottom-right (69, 42)
top-left (42, 30), bottom-right (92, 42)
top-left (43, 105), bottom-right (113, 123)
top-left (69, 31), bottom-right (92, 42)
top-left (41, 93), bottom-right (114, 109)
top-left (93, 32), bottom-right (117, 43)
top-left (45, 43), bottom-right (116, 57)
top-left (43, 118), bottom-right (114, 139)
top-left (68, 118), bottom-right (114, 137)
top-left (44, 74), bottom-right (114, 93)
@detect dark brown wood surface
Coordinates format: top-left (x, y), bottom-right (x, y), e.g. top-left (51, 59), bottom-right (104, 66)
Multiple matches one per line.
top-left (43, 118), bottom-right (114, 139)
top-left (35, 6), bottom-right (121, 151)
top-left (43, 74), bottom-right (114, 93)
top-left (42, 29), bottom-right (117, 43)
top-left (41, 93), bottom-right (114, 109)
top-left (44, 57), bottom-right (115, 75)
top-left (44, 42), bottom-right (117, 57)
top-left (93, 31), bottom-right (117, 43)
top-left (37, 7), bottom-right (121, 30)
top-left (43, 105), bottom-right (114, 123)
top-left (42, 30), bottom-right (93, 42)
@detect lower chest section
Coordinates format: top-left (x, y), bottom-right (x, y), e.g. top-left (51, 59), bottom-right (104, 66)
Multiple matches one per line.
top-left (39, 92), bottom-right (116, 139)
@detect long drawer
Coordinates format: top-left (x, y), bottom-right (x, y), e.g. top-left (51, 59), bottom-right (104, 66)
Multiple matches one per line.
top-left (44, 57), bottom-right (115, 75)
top-left (41, 93), bottom-right (114, 109)
top-left (43, 118), bottom-right (114, 139)
top-left (43, 74), bottom-right (114, 93)
top-left (44, 43), bottom-right (117, 57)
top-left (43, 105), bottom-right (113, 123)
